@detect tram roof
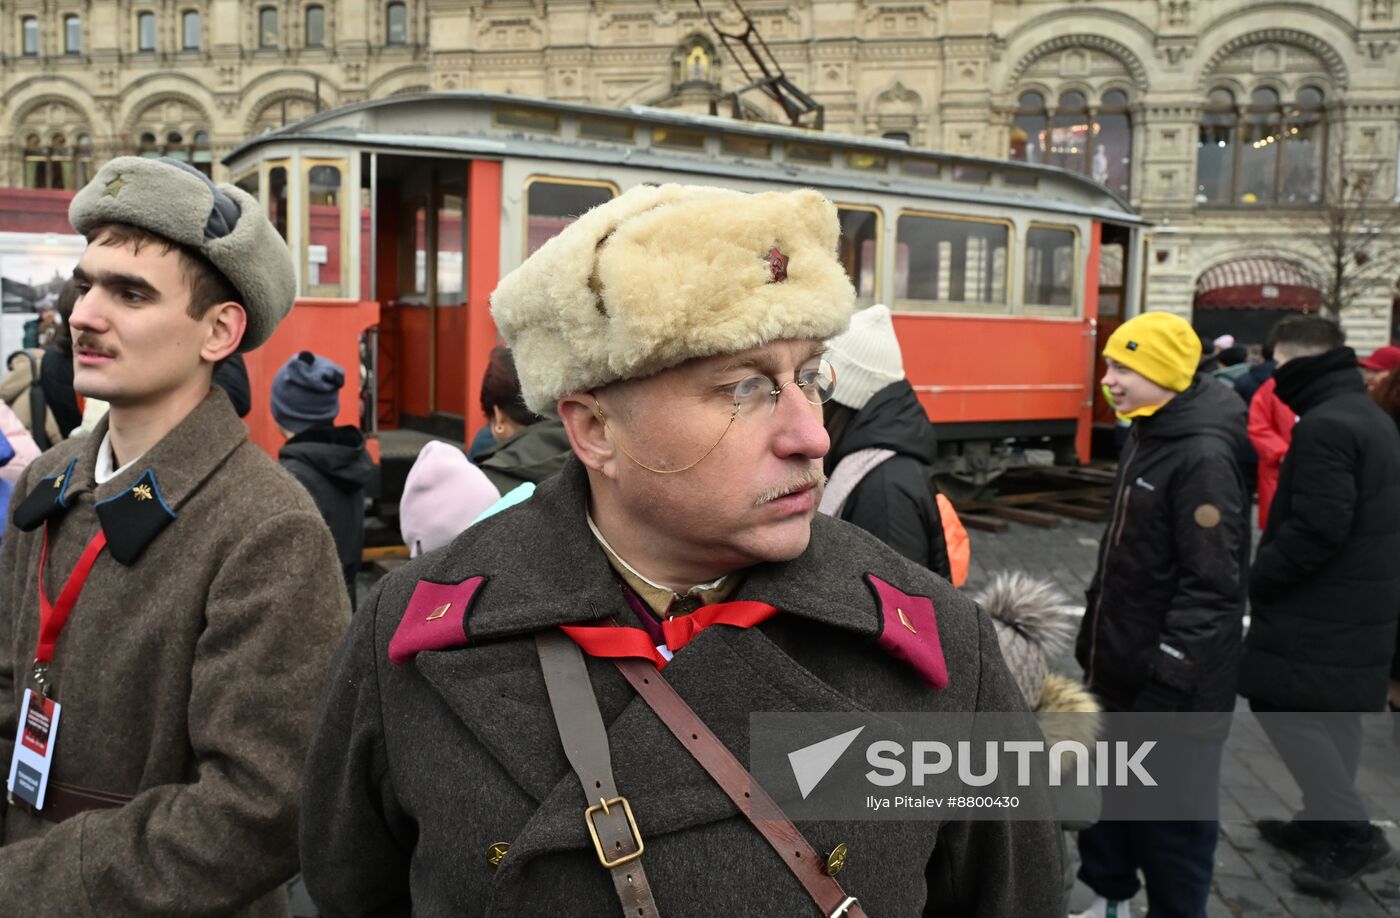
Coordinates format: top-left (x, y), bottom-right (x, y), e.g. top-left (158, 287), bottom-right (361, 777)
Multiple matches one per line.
top-left (226, 91), bottom-right (1148, 226)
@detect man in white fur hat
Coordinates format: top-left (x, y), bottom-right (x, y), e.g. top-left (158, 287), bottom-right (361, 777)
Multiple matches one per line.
top-left (302, 184), bottom-right (1062, 916)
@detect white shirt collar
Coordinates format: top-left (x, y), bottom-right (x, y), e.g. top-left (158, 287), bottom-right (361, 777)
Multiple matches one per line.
top-left (94, 432), bottom-right (144, 485)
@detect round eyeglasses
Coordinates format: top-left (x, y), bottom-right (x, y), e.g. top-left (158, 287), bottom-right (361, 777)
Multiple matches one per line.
top-left (596, 358), bottom-right (837, 474)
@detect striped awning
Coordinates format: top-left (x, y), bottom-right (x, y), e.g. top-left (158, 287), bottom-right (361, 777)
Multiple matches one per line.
top-left (1196, 258), bottom-right (1318, 294)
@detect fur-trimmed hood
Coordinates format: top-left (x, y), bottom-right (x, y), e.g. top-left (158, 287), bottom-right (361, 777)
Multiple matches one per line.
top-left (973, 571), bottom-right (1075, 710)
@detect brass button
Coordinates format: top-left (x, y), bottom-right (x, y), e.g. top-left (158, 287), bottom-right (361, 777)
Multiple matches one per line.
top-left (486, 841), bottom-right (510, 868)
top-left (824, 842), bottom-right (848, 877)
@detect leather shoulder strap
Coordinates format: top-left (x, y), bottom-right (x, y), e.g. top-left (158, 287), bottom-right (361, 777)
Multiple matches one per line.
top-left (612, 657), bottom-right (866, 918)
top-left (535, 630), bottom-right (660, 917)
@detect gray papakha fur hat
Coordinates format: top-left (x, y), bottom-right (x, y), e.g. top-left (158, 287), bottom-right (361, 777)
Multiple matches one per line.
top-left (68, 156), bottom-right (296, 352)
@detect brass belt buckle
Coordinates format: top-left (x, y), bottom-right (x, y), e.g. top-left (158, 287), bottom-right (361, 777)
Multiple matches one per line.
top-left (584, 795), bottom-right (644, 869)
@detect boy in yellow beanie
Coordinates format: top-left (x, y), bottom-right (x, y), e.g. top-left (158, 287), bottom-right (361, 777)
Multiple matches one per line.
top-left (1073, 311), bottom-right (1249, 918)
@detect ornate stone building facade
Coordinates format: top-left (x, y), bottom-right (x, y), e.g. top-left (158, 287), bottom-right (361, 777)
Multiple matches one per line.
top-left (3, 0), bottom-right (1397, 342)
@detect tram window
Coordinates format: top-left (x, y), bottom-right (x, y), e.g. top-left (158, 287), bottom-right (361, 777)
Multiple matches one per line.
top-left (526, 180), bottom-right (615, 256)
top-left (652, 126), bottom-right (706, 151)
top-left (894, 213), bottom-right (1009, 311)
top-left (900, 158), bottom-right (941, 178)
top-left (493, 106), bottom-right (560, 133)
top-left (579, 116), bottom-right (634, 143)
top-left (953, 165), bottom-right (990, 184)
top-left (1098, 241), bottom-right (1126, 319)
top-left (396, 198), bottom-right (428, 300)
top-left (1004, 171), bottom-right (1039, 188)
top-left (437, 182), bottom-right (466, 306)
top-left (786, 142), bottom-right (831, 166)
top-left (307, 164), bottom-right (345, 295)
top-left (721, 134), bottom-right (771, 159)
top-left (845, 151), bottom-right (888, 171)
top-left (268, 165), bottom-right (288, 241)
top-left (837, 208), bottom-right (879, 307)
top-left (1024, 226), bottom-right (1076, 310)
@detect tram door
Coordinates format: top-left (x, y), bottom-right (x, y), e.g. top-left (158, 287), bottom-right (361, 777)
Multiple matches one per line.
top-left (1091, 222), bottom-right (1133, 428)
top-left (374, 155), bottom-right (469, 440)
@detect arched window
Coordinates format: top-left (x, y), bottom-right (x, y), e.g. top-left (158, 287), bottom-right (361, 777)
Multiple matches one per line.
top-left (1282, 86), bottom-right (1326, 205)
top-left (1010, 91), bottom-right (1046, 163)
top-left (182, 10), bottom-right (201, 50)
top-left (64, 15), bottom-right (80, 54)
top-left (1047, 91), bottom-right (1089, 173)
top-left (23, 132), bottom-right (90, 189)
top-left (258, 7), bottom-right (277, 48)
top-left (138, 11), bottom-right (156, 51)
top-left (21, 16), bottom-right (38, 56)
top-left (386, 2), bottom-right (406, 45)
top-left (1196, 88), bottom-right (1237, 204)
top-left (305, 5), bottom-right (325, 48)
top-left (1008, 88), bottom-right (1133, 195)
top-left (75, 133), bottom-right (93, 185)
top-left (136, 129), bottom-right (213, 176)
top-left (1196, 85), bottom-right (1325, 207)
top-left (192, 130), bottom-right (212, 176)
top-left (1239, 87), bottom-right (1282, 205)
top-left (1096, 90), bottom-right (1131, 197)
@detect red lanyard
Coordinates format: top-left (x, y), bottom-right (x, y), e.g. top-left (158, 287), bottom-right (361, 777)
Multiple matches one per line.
top-left (561, 601), bottom-right (780, 670)
top-left (34, 525), bottom-right (108, 675)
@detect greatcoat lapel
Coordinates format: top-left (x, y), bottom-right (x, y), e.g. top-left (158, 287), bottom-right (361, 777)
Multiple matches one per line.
top-left (399, 457), bottom-right (945, 900)
top-left (16, 388), bottom-right (250, 566)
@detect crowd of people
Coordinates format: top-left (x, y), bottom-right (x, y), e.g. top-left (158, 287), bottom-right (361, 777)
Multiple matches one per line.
top-left (0, 153), bottom-right (1397, 917)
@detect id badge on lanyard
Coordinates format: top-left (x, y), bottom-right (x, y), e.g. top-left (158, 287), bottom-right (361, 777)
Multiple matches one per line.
top-left (6, 524), bottom-right (106, 811)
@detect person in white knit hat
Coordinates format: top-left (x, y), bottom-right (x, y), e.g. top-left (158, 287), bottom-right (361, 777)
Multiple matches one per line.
top-left (819, 304), bottom-right (952, 579)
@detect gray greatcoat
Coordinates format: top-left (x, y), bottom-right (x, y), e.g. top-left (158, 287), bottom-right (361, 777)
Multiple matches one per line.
top-left (302, 457), bottom-right (1062, 916)
top-left (0, 388), bottom-right (350, 917)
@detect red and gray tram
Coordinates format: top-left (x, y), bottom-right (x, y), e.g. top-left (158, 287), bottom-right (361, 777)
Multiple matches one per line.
top-left (222, 91), bottom-right (1149, 492)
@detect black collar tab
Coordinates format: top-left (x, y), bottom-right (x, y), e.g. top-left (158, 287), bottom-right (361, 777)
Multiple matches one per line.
top-left (94, 468), bottom-right (177, 566)
top-left (12, 458), bottom-right (78, 532)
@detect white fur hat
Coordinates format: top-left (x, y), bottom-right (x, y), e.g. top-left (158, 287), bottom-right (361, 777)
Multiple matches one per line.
top-left (69, 156), bottom-right (296, 352)
top-left (490, 183), bottom-right (855, 413)
top-left (826, 303), bottom-right (905, 411)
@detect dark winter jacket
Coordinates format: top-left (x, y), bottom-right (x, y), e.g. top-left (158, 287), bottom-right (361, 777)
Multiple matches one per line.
top-left (280, 424), bottom-right (374, 606)
top-left (475, 416), bottom-right (572, 494)
top-left (1075, 375), bottom-right (1249, 714)
top-left (826, 380), bottom-right (951, 579)
top-left (214, 353), bottom-right (252, 418)
top-left (38, 344), bottom-right (81, 438)
top-left (300, 456), bottom-right (1065, 916)
top-left (1234, 360), bottom-right (1275, 408)
top-left (1241, 347), bottom-right (1400, 711)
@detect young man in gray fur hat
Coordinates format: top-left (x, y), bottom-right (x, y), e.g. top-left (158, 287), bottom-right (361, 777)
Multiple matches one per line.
top-left (302, 183), bottom-right (1063, 916)
top-left (0, 157), bottom-right (349, 916)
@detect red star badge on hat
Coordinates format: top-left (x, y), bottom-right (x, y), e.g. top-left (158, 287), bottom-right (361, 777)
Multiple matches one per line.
top-left (765, 247), bottom-right (789, 283)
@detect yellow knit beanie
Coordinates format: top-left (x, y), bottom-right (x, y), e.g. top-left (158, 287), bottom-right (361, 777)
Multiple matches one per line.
top-left (1103, 312), bottom-right (1201, 394)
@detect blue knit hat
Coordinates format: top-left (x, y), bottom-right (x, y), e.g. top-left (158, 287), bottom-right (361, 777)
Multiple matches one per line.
top-left (271, 351), bottom-right (345, 433)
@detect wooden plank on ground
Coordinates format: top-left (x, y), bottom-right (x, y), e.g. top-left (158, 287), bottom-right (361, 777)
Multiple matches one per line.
top-left (987, 505), bottom-right (1060, 528)
top-left (1036, 500), bottom-right (1107, 522)
top-left (363, 545), bottom-right (410, 561)
top-left (957, 512), bottom-right (1009, 533)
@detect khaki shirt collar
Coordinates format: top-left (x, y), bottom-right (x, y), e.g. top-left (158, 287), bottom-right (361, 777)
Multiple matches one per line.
top-left (585, 512), bottom-right (736, 618)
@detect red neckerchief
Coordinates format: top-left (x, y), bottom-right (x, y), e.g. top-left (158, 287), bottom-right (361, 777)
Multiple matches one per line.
top-left (560, 601), bottom-right (780, 669)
